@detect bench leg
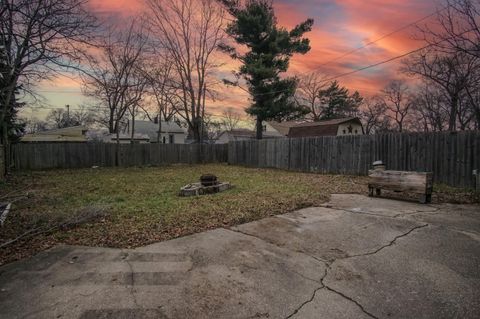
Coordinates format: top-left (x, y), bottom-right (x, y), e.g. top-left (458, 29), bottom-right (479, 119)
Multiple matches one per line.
top-left (419, 193), bottom-right (432, 204)
top-left (375, 188), bottom-right (381, 196)
top-left (368, 187), bottom-right (374, 197)
top-left (425, 194), bottom-right (432, 203)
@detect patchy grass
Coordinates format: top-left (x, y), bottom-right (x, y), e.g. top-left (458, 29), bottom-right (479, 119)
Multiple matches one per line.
top-left (0, 164), bottom-right (477, 265)
top-left (0, 164), bottom-right (368, 264)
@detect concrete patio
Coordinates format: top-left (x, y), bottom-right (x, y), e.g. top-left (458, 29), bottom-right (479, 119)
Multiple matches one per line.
top-left (0, 194), bottom-right (479, 319)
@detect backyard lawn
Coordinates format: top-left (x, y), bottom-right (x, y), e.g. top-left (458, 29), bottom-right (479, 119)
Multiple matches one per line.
top-left (0, 164), bottom-right (477, 265)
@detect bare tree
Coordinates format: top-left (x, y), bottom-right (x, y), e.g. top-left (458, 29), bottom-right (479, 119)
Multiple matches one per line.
top-left (406, 0), bottom-right (480, 130)
top-left (0, 0), bottom-right (96, 169)
top-left (220, 108), bottom-right (241, 131)
top-left (402, 50), bottom-right (478, 130)
top-left (22, 117), bottom-right (49, 134)
top-left (296, 73), bottom-right (328, 121)
top-left (419, 0), bottom-right (480, 58)
top-left (71, 105), bottom-right (96, 127)
top-left (82, 21), bottom-right (149, 141)
top-left (360, 98), bottom-right (388, 135)
top-left (380, 80), bottom-right (412, 132)
top-left (410, 84), bottom-right (450, 132)
top-left (46, 108), bottom-right (71, 128)
top-left (146, 0), bottom-right (226, 143)
top-left (142, 56), bottom-right (180, 143)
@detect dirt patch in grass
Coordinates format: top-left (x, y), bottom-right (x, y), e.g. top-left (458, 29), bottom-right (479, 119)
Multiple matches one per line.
top-left (0, 164), bottom-right (477, 265)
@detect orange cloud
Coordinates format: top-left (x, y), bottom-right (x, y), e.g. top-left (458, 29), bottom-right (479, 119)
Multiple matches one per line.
top-left (35, 0), bottom-right (441, 119)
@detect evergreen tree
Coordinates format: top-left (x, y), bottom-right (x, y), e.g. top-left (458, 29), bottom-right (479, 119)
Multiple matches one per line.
top-left (219, 0), bottom-right (313, 138)
top-left (319, 81), bottom-right (363, 120)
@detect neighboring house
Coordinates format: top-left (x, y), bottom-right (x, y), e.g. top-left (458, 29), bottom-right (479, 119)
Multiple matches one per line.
top-left (20, 126), bottom-right (88, 142)
top-left (215, 128), bottom-right (282, 144)
top-left (124, 120), bottom-right (187, 144)
top-left (216, 129), bottom-right (256, 144)
top-left (267, 117), bottom-right (364, 138)
top-left (88, 131), bottom-right (151, 144)
top-left (266, 121), bottom-right (302, 137)
top-left (288, 117), bottom-right (364, 138)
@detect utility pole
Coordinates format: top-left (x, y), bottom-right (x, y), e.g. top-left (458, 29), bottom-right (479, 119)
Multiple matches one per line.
top-left (66, 104), bottom-right (70, 125)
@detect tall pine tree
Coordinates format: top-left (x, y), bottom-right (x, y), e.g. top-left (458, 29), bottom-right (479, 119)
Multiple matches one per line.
top-left (219, 0), bottom-right (313, 138)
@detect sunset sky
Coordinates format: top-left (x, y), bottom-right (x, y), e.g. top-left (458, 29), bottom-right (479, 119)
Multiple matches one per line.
top-left (25, 0), bottom-right (443, 123)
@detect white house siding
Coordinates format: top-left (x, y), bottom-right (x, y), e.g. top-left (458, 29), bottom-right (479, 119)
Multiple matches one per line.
top-left (264, 122), bottom-right (287, 137)
top-left (155, 132), bottom-right (187, 144)
top-left (336, 122), bottom-right (364, 136)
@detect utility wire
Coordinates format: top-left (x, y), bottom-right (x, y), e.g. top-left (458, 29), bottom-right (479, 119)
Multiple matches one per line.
top-left (313, 3), bottom-right (450, 70)
top-left (29, 4), bottom-right (450, 112)
top-left (227, 3), bottom-right (451, 97)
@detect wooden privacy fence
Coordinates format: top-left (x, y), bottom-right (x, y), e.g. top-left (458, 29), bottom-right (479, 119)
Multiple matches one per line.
top-left (12, 131), bottom-right (480, 188)
top-left (13, 143), bottom-right (228, 170)
top-left (228, 131), bottom-right (480, 188)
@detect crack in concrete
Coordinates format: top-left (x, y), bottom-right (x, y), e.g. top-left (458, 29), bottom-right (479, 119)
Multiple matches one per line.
top-left (284, 286), bottom-right (325, 319)
top-left (345, 224), bottom-right (429, 259)
top-left (121, 251), bottom-right (140, 308)
top-left (393, 207), bottom-right (441, 218)
top-left (323, 285), bottom-right (379, 319)
top-left (321, 205), bottom-right (392, 218)
top-left (323, 205), bottom-right (439, 220)
top-left (231, 218), bottom-right (430, 319)
top-left (228, 228), bottom-right (326, 266)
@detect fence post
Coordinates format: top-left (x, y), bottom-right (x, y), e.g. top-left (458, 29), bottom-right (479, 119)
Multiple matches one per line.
top-left (0, 145), bottom-right (4, 180)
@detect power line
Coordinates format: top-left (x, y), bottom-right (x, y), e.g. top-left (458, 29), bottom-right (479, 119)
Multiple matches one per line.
top-left (319, 44), bottom-right (430, 83)
top-left (312, 3), bottom-right (449, 71)
top-left (228, 3), bottom-right (451, 98)
top-left (31, 5), bottom-right (449, 110)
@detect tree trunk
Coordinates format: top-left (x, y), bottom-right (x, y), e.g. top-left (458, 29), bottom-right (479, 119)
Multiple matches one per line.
top-left (130, 113), bottom-right (135, 144)
top-left (109, 109), bottom-right (115, 134)
top-left (448, 94), bottom-right (458, 131)
top-left (115, 129), bottom-right (120, 166)
top-left (1, 82), bottom-right (17, 174)
top-left (1, 126), bottom-right (8, 176)
top-left (256, 117), bottom-right (263, 139)
top-left (192, 117), bottom-right (201, 144)
top-left (157, 115), bottom-right (162, 143)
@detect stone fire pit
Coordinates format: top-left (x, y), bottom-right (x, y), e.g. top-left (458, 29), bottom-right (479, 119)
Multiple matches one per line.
top-left (179, 174), bottom-right (232, 197)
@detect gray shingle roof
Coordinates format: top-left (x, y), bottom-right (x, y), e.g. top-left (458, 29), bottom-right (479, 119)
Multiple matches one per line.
top-left (132, 120), bottom-right (186, 140)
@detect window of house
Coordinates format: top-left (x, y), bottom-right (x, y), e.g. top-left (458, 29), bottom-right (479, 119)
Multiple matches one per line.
top-left (169, 134), bottom-right (174, 144)
top-left (355, 129), bottom-right (358, 134)
top-left (343, 129), bottom-right (346, 134)
top-left (262, 125), bottom-right (267, 132)
top-left (162, 136), bottom-right (166, 144)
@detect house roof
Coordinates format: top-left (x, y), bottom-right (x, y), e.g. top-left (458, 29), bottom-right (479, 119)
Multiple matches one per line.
top-left (266, 121), bottom-right (302, 136)
top-left (129, 120), bottom-right (186, 141)
top-left (216, 129), bottom-right (254, 141)
top-left (21, 126), bottom-right (88, 142)
top-left (134, 120), bottom-right (185, 134)
top-left (217, 129), bottom-right (283, 142)
top-left (229, 129), bottom-right (256, 137)
top-left (288, 117), bottom-right (363, 138)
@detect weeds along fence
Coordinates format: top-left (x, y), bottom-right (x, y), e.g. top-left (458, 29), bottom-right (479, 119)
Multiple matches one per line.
top-left (228, 131), bottom-right (480, 188)
top-left (12, 131), bottom-right (480, 188)
top-left (13, 143), bottom-right (228, 170)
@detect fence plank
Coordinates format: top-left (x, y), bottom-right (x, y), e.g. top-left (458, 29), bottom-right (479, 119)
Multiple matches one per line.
top-left (13, 131), bottom-right (479, 188)
top-left (13, 142), bottom-right (229, 171)
top-left (227, 131), bottom-right (479, 188)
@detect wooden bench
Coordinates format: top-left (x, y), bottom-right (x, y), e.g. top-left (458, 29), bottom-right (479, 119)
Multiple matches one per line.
top-left (368, 170), bottom-right (433, 203)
